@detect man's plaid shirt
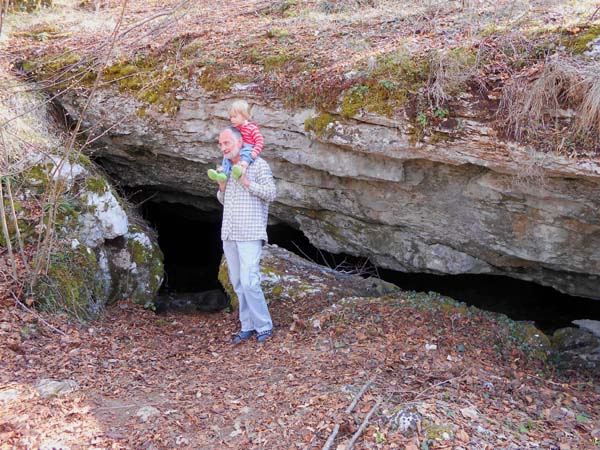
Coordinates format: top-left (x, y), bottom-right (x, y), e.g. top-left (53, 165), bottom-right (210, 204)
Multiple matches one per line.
top-left (217, 157), bottom-right (276, 242)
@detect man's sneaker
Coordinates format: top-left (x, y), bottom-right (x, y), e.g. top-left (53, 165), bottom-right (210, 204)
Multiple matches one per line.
top-left (231, 165), bottom-right (243, 180)
top-left (232, 330), bottom-right (254, 344)
top-left (207, 169), bottom-right (227, 183)
top-left (256, 329), bottom-right (272, 343)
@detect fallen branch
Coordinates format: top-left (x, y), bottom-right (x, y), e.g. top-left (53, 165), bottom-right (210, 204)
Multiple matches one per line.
top-left (413, 370), bottom-right (469, 401)
top-left (346, 396), bottom-right (383, 450)
top-left (346, 377), bottom-right (376, 414)
top-left (322, 376), bottom-right (376, 450)
top-left (0, 173), bottom-right (17, 280)
top-left (10, 290), bottom-right (67, 337)
top-left (322, 425), bottom-right (339, 450)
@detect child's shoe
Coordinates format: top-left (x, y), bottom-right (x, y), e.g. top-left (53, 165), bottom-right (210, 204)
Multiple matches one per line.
top-left (231, 165), bottom-right (243, 180)
top-left (207, 169), bottom-right (227, 183)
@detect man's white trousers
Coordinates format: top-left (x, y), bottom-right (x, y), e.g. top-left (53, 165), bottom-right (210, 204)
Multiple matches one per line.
top-left (222, 240), bottom-right (273, 333)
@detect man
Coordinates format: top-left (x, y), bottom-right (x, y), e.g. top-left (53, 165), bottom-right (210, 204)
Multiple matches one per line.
top-left (216, 126), bottom-right (276, 344)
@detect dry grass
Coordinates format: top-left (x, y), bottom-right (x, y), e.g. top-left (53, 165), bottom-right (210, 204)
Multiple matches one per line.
top-left (572, 62), bottom-right (600, 135)
top-left (4, 0), bottom-right (600, 157)
top-left (0, 69), bottom-right (61, 170)
top-left (499, 55), bottom-right (600, 155)
top-left (427, 47), bottom-right (478, 107)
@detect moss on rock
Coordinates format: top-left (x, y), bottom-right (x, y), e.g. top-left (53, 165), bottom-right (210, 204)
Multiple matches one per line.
top-left (21, 52), bottom-right (90, 90)
top-left (304, 113), bottom-right (336, 137)
top-left (6, 0), bottom-right (53, 13)
top-left (84, 176), bottom-right (108, 196)
top-left (14, 24), bottom-right (70, 41)
top-left (349, 52), bottom-right (429, 117)
top-left (198, 65), bottom-right (251, 93)
top-left (127, 224), bottom-right (164, 303)
top-left (103, 57), bottom-right (182, 115)
top-left (560, 25), bottom-right (600, 54)
top-left (34, 243), bottom-right (105, 319)
top-left (218, 257), bottom-right (238, 310)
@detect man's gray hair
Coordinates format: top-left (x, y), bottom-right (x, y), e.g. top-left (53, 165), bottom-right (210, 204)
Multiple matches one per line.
top-left (223, 126), bottom-right (242, 142)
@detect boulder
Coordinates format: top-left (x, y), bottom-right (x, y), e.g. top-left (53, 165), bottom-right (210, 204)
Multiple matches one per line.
top-left (551, 327), bottom-right (600, 372)
top-left (218, 243), bottom-right (400, 309)
top-left (10, 151), bottom-right (163, 316)
top-left (35, 379), bottom-right (79, 398)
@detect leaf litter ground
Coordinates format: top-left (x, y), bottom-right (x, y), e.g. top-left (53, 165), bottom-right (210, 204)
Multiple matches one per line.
top-left (1, 1), bottom-right (600, 448)
top-left (1, 286), bottom-right (599, 450)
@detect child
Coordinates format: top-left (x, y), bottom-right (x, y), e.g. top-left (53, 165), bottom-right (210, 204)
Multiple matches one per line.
top-left (208, 100), bottom-right (264, 182)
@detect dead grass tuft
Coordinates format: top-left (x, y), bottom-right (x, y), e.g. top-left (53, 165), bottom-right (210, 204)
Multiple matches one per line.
top-left (427, 47), bottom-right (478, 107)
top-left (572, 63), bottom-right (600, 135)
top-left (498, 55), bottom-right (600, 154)
top-left (0, 71), bottom-right (61, 169)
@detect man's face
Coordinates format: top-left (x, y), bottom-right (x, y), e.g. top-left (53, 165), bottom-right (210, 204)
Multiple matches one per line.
top-left (219, 129), bottom-right (242, 161)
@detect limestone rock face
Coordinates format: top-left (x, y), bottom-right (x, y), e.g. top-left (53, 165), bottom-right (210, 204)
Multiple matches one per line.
top-left (59, 89), bottom-right (600, 300)
top-left (15, 152), bottom-right (163, 315)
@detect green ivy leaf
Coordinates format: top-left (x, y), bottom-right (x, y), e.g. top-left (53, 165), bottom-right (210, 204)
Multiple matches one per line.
top-left (576, 414), bottom-right (589, 423)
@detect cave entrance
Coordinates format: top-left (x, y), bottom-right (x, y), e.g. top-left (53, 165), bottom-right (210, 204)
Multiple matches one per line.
top-left (267, 224), bottom-right (600, 335)
top-left (142, 201), bottom-right (223, 293)
top-left (142, 201), bottom-right (600, 333)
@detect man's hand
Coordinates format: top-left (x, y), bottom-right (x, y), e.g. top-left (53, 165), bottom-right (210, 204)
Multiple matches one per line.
top-left (251, 150), bottom-right (258, 160)
top-left (240, 173), bottom-right (251, 189)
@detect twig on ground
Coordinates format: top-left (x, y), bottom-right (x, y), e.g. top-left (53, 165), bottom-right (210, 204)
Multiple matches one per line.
top-left (413, 370), bottom-right (469, 401)
top-left (322, 376), bottom-right (376, 450)
top-left (346, 396), bottom-right (383, 450)
top-left (10, 290), bottom-right (67, 336)
top-left (346, 377), bottom-right (376, 413)
top-left (322, 424), bottom-right (340, 450)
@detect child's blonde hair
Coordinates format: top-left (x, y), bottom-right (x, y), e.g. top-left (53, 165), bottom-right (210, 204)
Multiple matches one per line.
top-left (229, 99), bottom-right (251, 119)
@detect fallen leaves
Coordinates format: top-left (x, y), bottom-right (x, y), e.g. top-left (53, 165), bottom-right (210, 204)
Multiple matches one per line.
top-left (0, 294), bottom-right (599, 449)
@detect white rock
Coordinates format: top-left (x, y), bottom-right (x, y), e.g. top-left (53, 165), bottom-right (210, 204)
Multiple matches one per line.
top-left (136, 405), bottom-right (160, 422)
top-left (49, 158), bottom-right (86, 187)
top-left (572, 319), bottom-right (600, 338)
top-left (35, 379), bottom-right (79, 398)
top-left (0, 388), bottom-right (21, 402)
top-left (425, 343), bottom-right (437, 351)
top-left (175, 436), bottom-right (190, 445)
top-left (460, 406), bottom-right (479, 420)
top-left (40, 441), bottom-right (71, 450)
top-left (78, 189), bottom-right (128, 247)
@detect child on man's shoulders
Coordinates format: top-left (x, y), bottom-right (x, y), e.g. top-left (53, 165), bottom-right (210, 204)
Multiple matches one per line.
top-left (208, 100), bottom-right (264, 183)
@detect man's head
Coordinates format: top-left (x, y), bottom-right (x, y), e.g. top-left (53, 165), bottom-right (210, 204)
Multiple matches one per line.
top-left (219, 127), bottom-right (243, 162)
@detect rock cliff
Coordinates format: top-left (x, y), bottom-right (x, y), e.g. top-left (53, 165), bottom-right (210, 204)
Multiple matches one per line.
top-left (59, 87), bottom-right (600, 300)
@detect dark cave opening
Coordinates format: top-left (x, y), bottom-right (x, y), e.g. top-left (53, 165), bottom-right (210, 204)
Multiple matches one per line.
top-left (142, 201), bottom-right (224, 293)
top-left (141, 201), bottom-right (600, 334)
